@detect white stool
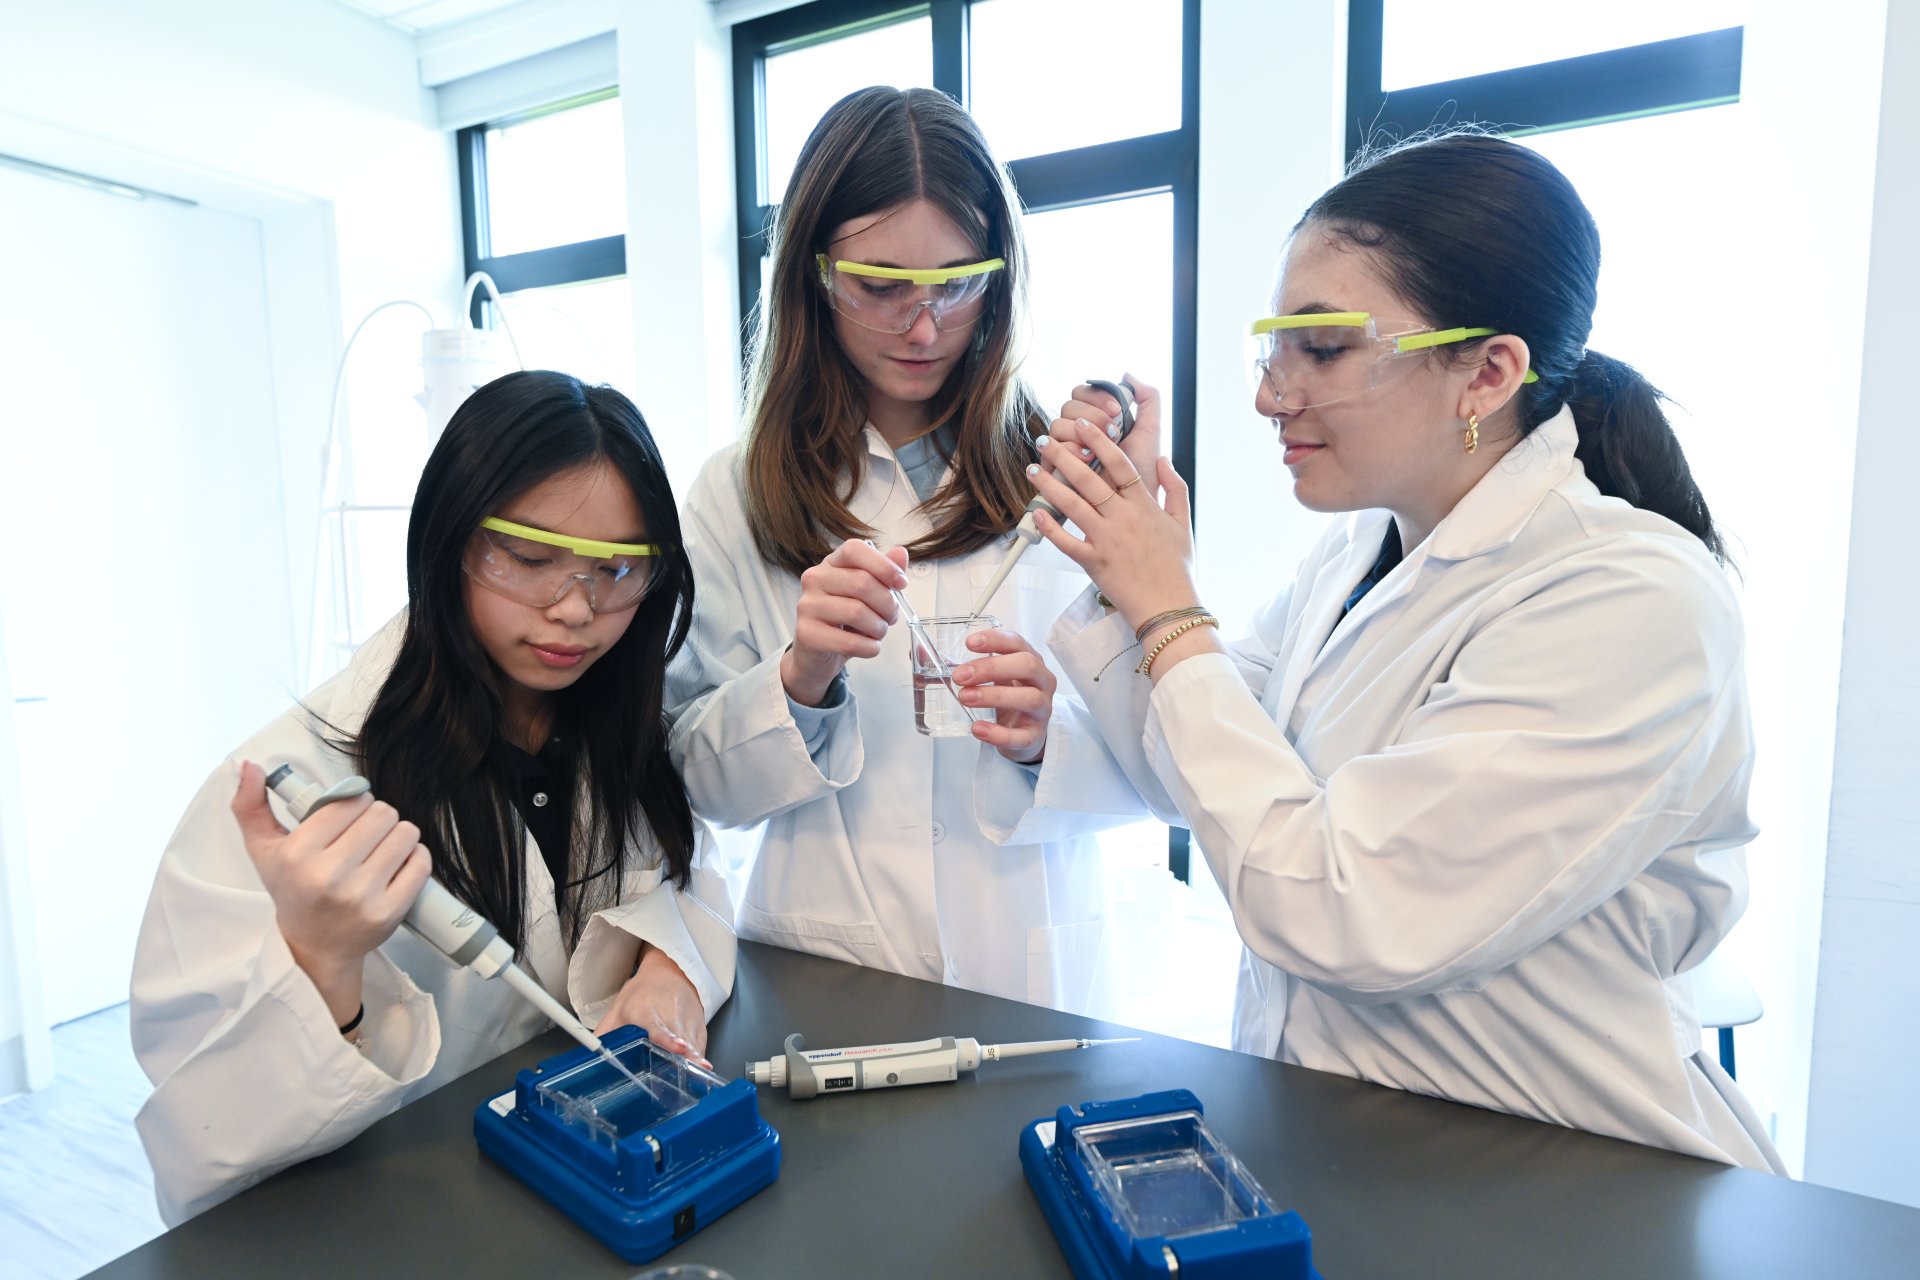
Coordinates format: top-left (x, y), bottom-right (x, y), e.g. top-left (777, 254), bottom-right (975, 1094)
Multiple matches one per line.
top-left (1687, 946), bottom-right (1763, 1079)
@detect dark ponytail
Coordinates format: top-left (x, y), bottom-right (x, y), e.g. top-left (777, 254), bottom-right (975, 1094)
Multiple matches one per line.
top-left (1562, 351), bottom-right (1725, 561)
top-left (1298, 130), bottom-right (1727, 562)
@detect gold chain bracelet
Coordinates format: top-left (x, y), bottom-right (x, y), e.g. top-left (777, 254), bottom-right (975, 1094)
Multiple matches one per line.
top-left (1138, 613), bottom-right (1219, 677)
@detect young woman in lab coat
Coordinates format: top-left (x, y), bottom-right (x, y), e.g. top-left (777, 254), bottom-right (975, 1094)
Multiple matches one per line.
top-left (131, 371), bottom-right (736, 1222)
top-left (1027, 132), bottom-right (1784, 1170)
top-left (667, 87), bottom-right (1138, 1010)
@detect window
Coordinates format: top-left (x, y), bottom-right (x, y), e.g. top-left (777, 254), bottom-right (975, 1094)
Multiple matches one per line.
top-left (730, 0), bottom-right (1224, 1038)
top-left (313, 91), bottom-right (639, 670)
top-left (1346, 0), bottom-right (1742, 157)
top-left (734, 0), bottom-right (1198, 877)
top-left (458, 88), bottom-right (630, 330)
top-left (1344, 1), bottom-right (1862, 1170)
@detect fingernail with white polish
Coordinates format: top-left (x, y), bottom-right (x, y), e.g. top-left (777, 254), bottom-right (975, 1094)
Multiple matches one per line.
top-left (1080, 447), bottom-right (1093, 458)
top-left (1108, 423), bottom-right (1122, 440)
top-left (1035, 434), bottom-right (1052, 449)
top-left (1026, 463), bottom-right (1040, 476)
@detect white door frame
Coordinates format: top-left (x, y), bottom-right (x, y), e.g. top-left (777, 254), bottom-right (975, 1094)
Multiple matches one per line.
top-left (0, 110), bottom-right (341, 1088)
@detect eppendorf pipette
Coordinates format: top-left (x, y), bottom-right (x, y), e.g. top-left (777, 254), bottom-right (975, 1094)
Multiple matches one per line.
top-left (745, 1032), bottom-right (1139, 1099)
top-left (264, 763), bottom-right (646, 1088)
top-left (968, 376), bottom-right (1137, 618)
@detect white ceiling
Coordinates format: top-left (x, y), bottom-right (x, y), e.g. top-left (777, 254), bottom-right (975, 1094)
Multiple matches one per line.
top-left (326, 0), bottom-right (534, 35)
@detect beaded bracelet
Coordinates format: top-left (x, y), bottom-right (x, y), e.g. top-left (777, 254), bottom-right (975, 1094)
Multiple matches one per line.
top-left (1138, 613), bottom-right (1219, 677)
top-left (1133, 605), bottom-right (1211, 645)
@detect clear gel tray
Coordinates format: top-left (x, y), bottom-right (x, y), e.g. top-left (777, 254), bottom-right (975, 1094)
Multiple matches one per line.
top-left (1073, 1109), bottom-right (1277, 1240)
top-left (474, 1026), bottom-right (780, 1265)
top-left (530, 1036), bottom-right (727, 1151)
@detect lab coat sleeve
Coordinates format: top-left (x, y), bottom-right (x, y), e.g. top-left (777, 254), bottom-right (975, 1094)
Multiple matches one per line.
top-left (1047, 585), bottom-right (1293, 829)
top-left (666, 454), bottom-right (864, 827)
top-left (1142, 539), bottom-right (1752, 1003)
top-left (570, 823), bottom-right (738, 1025)
top-left (130, 761), bottom-right (441, 1225)
top-left (973, 645), bottom-right (1156, 846)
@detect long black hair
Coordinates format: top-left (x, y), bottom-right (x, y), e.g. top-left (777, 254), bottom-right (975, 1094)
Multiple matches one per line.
top-left (1298, 130), bottom-right (1728, 562)
top-left (348, 370), bottom-right (697, 952)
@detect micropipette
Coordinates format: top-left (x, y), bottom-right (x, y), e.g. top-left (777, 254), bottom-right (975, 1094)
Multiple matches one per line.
top-left (264, 763), bottom-right (646, 1088)
top-left (968, 376), bottom-right (1137, 618)
top-left (862, 538), bottom-right (985, 727)
top-left (745, 1031), bottom-right (1138, 1099)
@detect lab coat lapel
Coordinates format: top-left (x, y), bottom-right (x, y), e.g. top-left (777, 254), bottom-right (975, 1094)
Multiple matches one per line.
top-left (1269, 409), bottom-right (1579, 725)
top-left (856, 426), bottom-right (934, 539)
top-left (1269, 508), bottom-right (1394, 724)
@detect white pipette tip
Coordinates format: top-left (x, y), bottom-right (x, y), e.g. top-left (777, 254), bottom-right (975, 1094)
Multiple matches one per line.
top-left (500, 961), bottom-right (647, 1088)
top-left (980, 1035), bottom-right (1140, 1061)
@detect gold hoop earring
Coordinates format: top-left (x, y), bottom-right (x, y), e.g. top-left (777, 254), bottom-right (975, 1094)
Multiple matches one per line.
top-left (1465, 414), bottom-right (1479, 455)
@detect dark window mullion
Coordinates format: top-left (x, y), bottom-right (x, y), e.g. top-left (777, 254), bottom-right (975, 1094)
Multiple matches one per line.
top-left (1346, 0), bottom-right (1743, 160)
top-left (931, 0), bottom-right (967, 104)
top-left (457, 124), bottom-right (490, 326)
top-left (1005, 130), bottom-right (1186, 210)
top-left (469, 236), bottom-right (627, 295)
top-left (733, 24), bottom-right (769, 332)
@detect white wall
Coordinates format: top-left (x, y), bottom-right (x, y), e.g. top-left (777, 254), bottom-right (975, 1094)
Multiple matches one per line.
top-left (0, 0), bottom-right (463, 1050)
top-left (0, 598), bottom-right (53, 1098)
top-left (615, 0), bottom-right (743, 488)
top-left (1805, 0), bottom-right (1920, 1209)
top-left (1193, 0), bottom-right (1345, 632)
top-left (0, 0), bottom-right (465, 679)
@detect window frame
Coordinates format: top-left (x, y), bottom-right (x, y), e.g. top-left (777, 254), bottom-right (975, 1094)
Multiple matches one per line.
top-left (731, 0), bottom-right (1201, 878)
top-left (456, 88), bottom-right (629, 326)
top-left (1344, 0), bottom-right (1744, 159)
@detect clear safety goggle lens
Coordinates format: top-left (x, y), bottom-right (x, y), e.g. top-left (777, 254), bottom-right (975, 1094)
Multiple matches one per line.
top-left (817, 255), bottom-right (1004, 334)
top-left (1244, 313), bottom-right (1455, 411)
top-left (462, 523), bottom-right (658, 614)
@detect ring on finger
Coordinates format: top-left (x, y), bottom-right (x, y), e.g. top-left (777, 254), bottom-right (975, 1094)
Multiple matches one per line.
top-left (1089, 488), bottom-right (1119, 509)
top-left (1112, 475), bottom-right (1144, 493)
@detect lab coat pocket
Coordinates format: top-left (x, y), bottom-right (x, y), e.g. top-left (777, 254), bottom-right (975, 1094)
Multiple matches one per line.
top-left (738, 902), bottom-right (880, 964)
top-left (1026, 917), bottom-right (1104, 1015)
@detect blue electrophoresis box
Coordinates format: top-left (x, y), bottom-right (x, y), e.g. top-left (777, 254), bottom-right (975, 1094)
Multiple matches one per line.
top-left (1020, 1088), bottom-right (1319, 1279)
top-left (474, 1025), bottom-right (780, 1263)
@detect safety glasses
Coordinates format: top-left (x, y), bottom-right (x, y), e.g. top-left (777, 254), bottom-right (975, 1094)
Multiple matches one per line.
top-left (816, 254), bottom-right (1004, 334)
top-left (1246, 311), bottom-right (1538, 410)
top-left (462, 516), bottom-right (660, 614)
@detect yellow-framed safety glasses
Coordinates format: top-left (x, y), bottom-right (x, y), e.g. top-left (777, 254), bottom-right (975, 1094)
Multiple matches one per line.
top-left (1246, 311), bottom-right (1538, 410)
top-left (816, 253), bottom-right (1005, 334)
top-left (463, 516), bottom-right (661, 614)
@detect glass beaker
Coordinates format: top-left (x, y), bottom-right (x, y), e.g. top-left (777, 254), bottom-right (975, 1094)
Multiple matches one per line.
top-left (908, 614), bottom-right (995, 738)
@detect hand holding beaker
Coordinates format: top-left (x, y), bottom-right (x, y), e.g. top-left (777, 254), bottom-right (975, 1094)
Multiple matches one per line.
top-left (952, 626), bottom-right (1057, 763)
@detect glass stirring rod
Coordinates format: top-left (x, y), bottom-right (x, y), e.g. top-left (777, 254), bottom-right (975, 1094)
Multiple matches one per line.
top-left (862, 539), bottom-right (985, 726)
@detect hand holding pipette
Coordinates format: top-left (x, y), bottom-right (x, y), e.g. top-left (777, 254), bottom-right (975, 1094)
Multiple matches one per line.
top-left (1025, 375), bottom-right (1211, 668)
top-left (255, 763), bottom-right (650, 1086)
top-left (968, 376), bottom-right (1141, 618)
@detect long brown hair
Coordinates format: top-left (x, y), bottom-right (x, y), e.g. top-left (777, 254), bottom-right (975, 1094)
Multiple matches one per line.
top-left (742, 86), bottom-right (1047, 577)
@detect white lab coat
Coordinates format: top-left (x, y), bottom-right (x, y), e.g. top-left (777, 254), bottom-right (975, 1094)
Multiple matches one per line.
top-left (130, 614), bottom-right (737, 1223)
top-left (1050, 410), bottom-right (1784, 1171)
top-left (666, 432), bottom-right (1142, 1011)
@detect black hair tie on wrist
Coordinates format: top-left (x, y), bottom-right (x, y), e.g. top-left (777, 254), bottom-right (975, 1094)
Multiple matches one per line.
top-left (338, 1003), bottom-right (366, 1036)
